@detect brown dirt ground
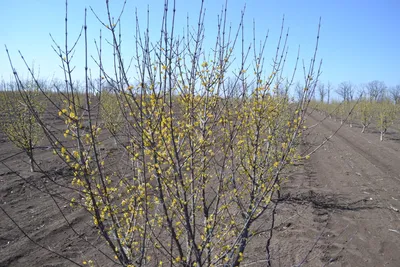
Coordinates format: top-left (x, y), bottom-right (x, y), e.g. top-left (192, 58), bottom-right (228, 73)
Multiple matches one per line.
top-left (1, 110), bottom-right (400, 267)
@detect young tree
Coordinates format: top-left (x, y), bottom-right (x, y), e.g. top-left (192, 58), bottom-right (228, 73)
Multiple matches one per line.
top-left (357, 98), bottom-right (373, 133)
top-left (5, 1), bottom-right (322, 266)
top-left (345, 101), bottom-right (357, 128)
top-left (99, 88), bottom-right (123, 145)
top-left (0, 81), bottom-right (44, 172)
top-left (375, 100), bottom-right (396, 141)
top-left (338, 102), bottom-right (346, 124)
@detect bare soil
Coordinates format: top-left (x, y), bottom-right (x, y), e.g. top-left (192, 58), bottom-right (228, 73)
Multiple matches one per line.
top-left (1, 110), bottom-right (400, 267)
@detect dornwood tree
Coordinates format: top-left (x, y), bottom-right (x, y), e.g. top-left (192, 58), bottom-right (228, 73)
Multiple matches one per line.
top-left (357, 99), bottom-right (373, 133)
top-left (336, 102), bottom-right (346, 124)
top-left (5, 1), bottom-right (322, 266)
top-left (375, 100), bottom-right (396, 141)
top-left (99, 89), bottom-right (123, 145)
top-left (345, 101), bottom-right (357, 128)
top-left (0, 81), bottom-right (44, 172)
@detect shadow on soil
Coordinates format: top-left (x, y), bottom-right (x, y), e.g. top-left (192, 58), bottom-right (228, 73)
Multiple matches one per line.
top-left (279, 190), bottom-right (380, 212)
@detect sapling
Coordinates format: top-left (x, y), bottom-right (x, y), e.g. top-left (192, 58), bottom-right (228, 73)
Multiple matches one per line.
top-left (376, 100), bottom-right (396, 141)
top-left (4, 0), bottom-right (322, 265)
top-left (0, 82), bottom-right (44, 172)
top-left (358, 99), bottom-right (373, 133)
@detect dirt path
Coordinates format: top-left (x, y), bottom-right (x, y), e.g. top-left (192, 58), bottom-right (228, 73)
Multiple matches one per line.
top-left (301, 111), bottom-right (400, 266)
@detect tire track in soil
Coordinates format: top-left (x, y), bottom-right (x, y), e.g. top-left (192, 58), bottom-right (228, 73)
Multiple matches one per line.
top-left (304, 112), bottom-right (400, 267)
top-left (308, 112), bottom-right (400, 211)
top-left (310, 112), bottom-right (400, 183)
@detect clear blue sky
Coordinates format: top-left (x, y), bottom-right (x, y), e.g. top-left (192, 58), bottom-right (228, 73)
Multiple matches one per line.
top-left (1, 0), bottom-right (399, 96)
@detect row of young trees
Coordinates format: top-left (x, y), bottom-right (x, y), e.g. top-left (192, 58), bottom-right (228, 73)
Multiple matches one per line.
top-left (309, 80), bottom-right (400, 141)
top-left (1, 1), bottom-right (322, 266)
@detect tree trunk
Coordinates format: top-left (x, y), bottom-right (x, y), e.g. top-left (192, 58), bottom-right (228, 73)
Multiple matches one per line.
top-left (28, 150), bottom-right (35, 172)
top-left (380, 128), bottom-right (387, 142)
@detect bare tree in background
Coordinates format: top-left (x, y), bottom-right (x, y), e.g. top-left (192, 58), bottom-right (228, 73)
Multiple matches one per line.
top-left (365, 80), bottom-right (386, 102)
top-left (318, 82), bottom-right (326, 102)
top-left (389, 84), bottom-right (400, 104)
top-left (336, 81), bottom-right (354, 102)
top-left (294, 82), bottom-right (304, 102)
top-left (326, 81), bottom-right (332, 104)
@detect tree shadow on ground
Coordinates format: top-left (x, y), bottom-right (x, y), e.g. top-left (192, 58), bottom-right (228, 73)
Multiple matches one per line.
top-left (278, 190), bottom-right (380, 211)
